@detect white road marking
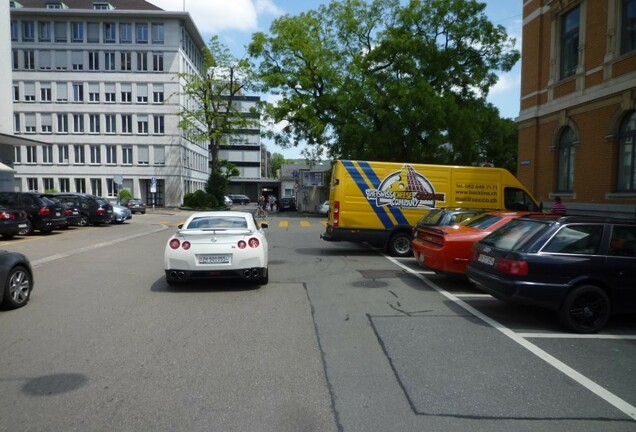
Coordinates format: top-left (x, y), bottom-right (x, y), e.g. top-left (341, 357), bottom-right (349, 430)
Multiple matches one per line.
top-left (386, 255), bottom-right (636, 421)
top-left (518, 333), bottom-right (636, 340)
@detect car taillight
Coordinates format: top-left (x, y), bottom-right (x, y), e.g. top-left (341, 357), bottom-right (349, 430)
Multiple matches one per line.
top-left (238, 240), bottom-right (247, 249)
top-left (38, 206), bottom-right (50, 216)
top-left (0, 211), bottom-right (10, 220)
top-left (96, 208), bottom-right (105, 214)
top-left (182, 241), bottom-right (191, 250)
top-left (248, 238), bottom-right (260, 248)
top-left (333, 201), bottom-right (340, 227)
top-left (496, 258), bottom-right (528, 275)
top-left (64, 209), bottom-right (72, 216)
top-left (169, 239), bottom-right (180, 249)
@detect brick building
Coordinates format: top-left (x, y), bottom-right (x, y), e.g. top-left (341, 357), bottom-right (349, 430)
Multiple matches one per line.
top-left (518, 0), bottom-right (636, 218)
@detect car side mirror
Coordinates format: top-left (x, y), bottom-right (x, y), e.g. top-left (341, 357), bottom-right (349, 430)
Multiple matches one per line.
top-left (177, 224), bottom-right (183, 229)
top-left (260, 222), bottom-right (268, 229)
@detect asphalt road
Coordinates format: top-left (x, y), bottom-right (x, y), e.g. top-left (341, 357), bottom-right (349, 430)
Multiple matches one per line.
top-left (1, 207), bottom-right (635, 432)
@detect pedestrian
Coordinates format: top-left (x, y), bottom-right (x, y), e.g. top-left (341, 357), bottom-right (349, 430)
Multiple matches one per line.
top-left (268, 195), bottom-right (276, 213)
top-left (551, 196), bottom-right (567, 215)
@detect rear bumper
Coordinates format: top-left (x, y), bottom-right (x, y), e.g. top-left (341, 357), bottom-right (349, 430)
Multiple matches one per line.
top-left (165, 267), bottom-right (266, 282)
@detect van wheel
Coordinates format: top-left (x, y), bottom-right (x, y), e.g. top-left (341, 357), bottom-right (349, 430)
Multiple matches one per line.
top-left (387, 232), bottom-right (412, 257)
top-left (558, 285), bottom-right (610, 333)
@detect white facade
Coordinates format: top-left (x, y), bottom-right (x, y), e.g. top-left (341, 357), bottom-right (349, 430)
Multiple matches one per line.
top-left (9, 0), bottom-right (209, 206)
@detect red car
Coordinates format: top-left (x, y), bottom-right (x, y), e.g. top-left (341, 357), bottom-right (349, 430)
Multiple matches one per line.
top-left (412, 211), bottom-right (550, 276)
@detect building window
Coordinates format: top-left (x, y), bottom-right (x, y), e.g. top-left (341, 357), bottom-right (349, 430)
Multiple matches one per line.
top-left (26, 146), bottom-right (37, 164)
top-left (557, 126), bottom-right (576, 193)
top-left (138, 145), bottom-right (149, 165)
top-left (560, 6), bottom-right (580, 80)
top-left (154, 145), bottom-right (165, 165)
top-left (106, 145), bottom-right (117, 164)
top-left (24, 50), bottom-right (35, 70)
top-left (24, 83), bottom-right (35, 102)
top-left (152, 84), bottom-right (164, 103)
top-left (93, 2), bottom-right (112, 10)
top-left (151, 23), bottom-right (164, 44)
top-left (43, 178), bottom-right (54, 191)
top-left (71, 22), bottom-right (84, 42)
top-left (104, 23), bottom-right (116, 42)
top-left (27, 178), bottom-right (39, 192)
top-left (72, 83), bottom-right (84, 102)
top-left (39, 51), bottom-right (52, 70)
top-left (89, 114), bottom-right (100, 133)
top-left (120, 51), bottom-right (132, 71)
top-left (137, 115), bottom-right (148, 134)
top-left (13, 84), bottom-right (19, 101)
top-left (153, 115), bottom-right (165, 134)
top-left (617, 111), bottom-right (636, 191)
top-left (88, 83), bottom-right (99, 102)
top-left (56, 82), bottom-right (68, 102)
top-left (152, 52), bottom-right (163, 71)
top-left (42, 145), bottom-right (53, 163)
top-left (60, 178), bottom-right (70, 192)
top-left (136, 23), bottom-right (148, 43)
top-left (55, 50), bottom-right (67, 69)
top-left (22, 21), bottom-right (34, 41)
top-left (13, 113), bottom-right (20, 133)
top-left (91, 178), bottom-right (102, 196)
top-left (121, 115), bottom-right (132, 133)
top-left (90, 145), bottom-right (101, 164)
top-left (57, 113), bottom-right (69, 133)
top-left (14, 146), bottom-right (22, 164)
top-left (122, 146), bottom-right (133, 165)
top-left (41, 114), bottom-right (53, 133)
top-left (39, 22), bottom-right (51, 42)
top-left (73, 144), bottom-right (85, 164)
top-left (40, 82), bottom-right (52, 101)
top-left (54, 21), bottom-right (67, 42)
top-left (11, 20), bottom-right (18, 41)
top-left (105, 84), bottom-right (115, 102)
top-left (120, 22), bottom-right (132, 43)
top-left (71, 51), bottom-right (83, 70)
top-left (24, 114), bottom-right (36, 133)
top-left (88, 51), bottom-right (99, 70)
top-left (137, 84), bottom-right (148, 103)
top-left (622, 0), bottom-right (636, 54)
top-left (136, 52), bottom-right (147, 71)
top-left (104, 51), bottom-right (115, 71)
top-left (58, 144), bottom-right (69, 163)
top-left (75, 178), bottom-right (86, 193)
top-left (105, 114), bottom-right (116, 133)
top-left (87, 22), bottom-right (99, 43)
top-left (73, 114), bottom-right (84, 133)
top-left (12, 50), bottom-right (18, 70)
top-left (121, 84), bottom-right (132, 103)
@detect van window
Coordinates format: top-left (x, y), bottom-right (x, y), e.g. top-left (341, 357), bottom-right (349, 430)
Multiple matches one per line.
top-left (504, 187), bottom-right (539, 211)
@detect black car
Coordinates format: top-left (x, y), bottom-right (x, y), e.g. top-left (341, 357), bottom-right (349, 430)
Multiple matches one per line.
top-left (0, 251), bottom-right (33, 309)
top-left (52, 193), bottom-right (113, 226)
top-left (120, 198), bottom-right (147, 214)
top-left (278, 197), bottom-right (296, 212)
top-left (0, 205), bottom-right (28, 239)
top-left (43, 195), bottom-right (82, 227)
top-left (0, 192), bottom-right (67, 235)
top-left (228, 194), bottom-right (250, 204)
top-left (466, 216), bottom-right (636, 333)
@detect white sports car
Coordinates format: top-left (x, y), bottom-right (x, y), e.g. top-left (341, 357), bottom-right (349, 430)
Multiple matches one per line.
top-left (164, 211), bottom-right (269, 286)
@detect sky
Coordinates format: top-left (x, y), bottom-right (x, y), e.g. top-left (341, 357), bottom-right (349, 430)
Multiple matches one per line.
top-left (148, 0), bottom-right (523, 159)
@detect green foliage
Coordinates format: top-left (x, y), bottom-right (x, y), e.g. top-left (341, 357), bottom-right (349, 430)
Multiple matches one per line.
top-left (44, 189), bottom-right (58, 194)
top-left (249, 0), bottom-right (520, 165)
top-left (118, 189), bottom-right (132, 202)
top-left (205, 170), bottom-right (228, 206)
top-left (183, 190), bottom-right (218, 209)
top-left (269, 153), bottom-right (287, 178)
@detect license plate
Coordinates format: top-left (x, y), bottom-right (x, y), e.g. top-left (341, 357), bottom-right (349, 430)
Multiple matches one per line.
top-left (478, 254), bottom-right (495, 266)
top-left (197, 254), bottom-right (230, 264)
top-left (18, 223), bottom-right (27, 228)
top-left (55, 211), bottom-right (61, 216)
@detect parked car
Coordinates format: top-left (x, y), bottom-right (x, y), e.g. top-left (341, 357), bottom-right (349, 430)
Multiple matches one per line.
top-left (317, 200), bottom-right (329, 215)
top-left (412, 208), bottom-right (486, 236)
top-left (467, 216), bottom-right (636, 333)
top-left (278, 197), bottom-right (296, 212)
top-left (164, 211), bottom-right (269, 286)
top-left (121, 198), bottom-right (147, 214)
top-left (0, 192), bottom-right (67, 235)
top-left (43, 194), bottom-right (82, 228)
top-left (411, 211), bottom-right (550, 276)
top-left (110, 202), bottom-right (132, 224)
top-left (224, 196), bottom-right (233, 206)
top-left (227, 194), bottom-right (250, 205)
top-left (52, 193), bottom-right (113, 226)
top-left (0, 205), bottom-right (28, 239)
top-left (0, 251), bottom-right (33, 309)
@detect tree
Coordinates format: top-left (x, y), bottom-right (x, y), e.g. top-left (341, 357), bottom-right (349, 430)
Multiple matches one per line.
top-left (177, 36), bottom-right (259, 202)
top-left (249, 0), bottom-right (520, 165)
top-left (269, 153), bottom-right (287, 178)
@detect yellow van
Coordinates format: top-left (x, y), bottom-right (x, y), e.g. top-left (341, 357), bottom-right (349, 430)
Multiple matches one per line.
top-left (321, 160), bottom-right (540, 256)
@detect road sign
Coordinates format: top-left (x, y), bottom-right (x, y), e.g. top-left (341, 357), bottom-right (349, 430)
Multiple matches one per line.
top-left (113, 175), bottom-right (123, 185)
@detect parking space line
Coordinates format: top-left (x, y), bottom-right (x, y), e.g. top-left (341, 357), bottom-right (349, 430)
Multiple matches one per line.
top-left (518, 333), bottom-right (636, 340)
top-left (455, 293), bottom-right (493, 298)
top-left (386, 255), bottom-right (636, 421)
top-left (300, 221), bottom-right (311, 228)
top-left (279, 221), bottom-right (289, 228)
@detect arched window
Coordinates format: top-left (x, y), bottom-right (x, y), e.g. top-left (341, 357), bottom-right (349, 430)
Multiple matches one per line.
top-left (557, 126), bottom-right (576, 192)
top-left (617, 111), bottom-right (636, 192)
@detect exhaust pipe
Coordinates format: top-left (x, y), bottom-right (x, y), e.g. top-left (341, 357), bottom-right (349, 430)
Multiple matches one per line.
top-left (177, 271), bottom-right (186, 280)
top-left (243, 269), bottom-right (252, 279)
top-left (170, 271), bottom-right (177, 278)
top-left (251, 269), bottom-right (260, 278)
